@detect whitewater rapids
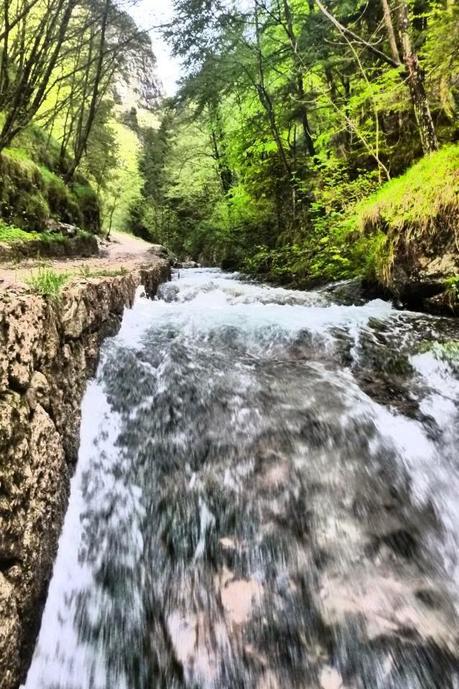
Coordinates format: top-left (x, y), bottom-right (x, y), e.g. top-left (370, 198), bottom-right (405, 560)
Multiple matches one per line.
top-left (25, 269), bottom-right (459, 689)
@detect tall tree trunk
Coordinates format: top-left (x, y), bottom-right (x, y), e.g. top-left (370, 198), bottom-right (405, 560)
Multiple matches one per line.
top-left (398, 1), bottom-right (438, 153)
top-left (380, 0), bottom-right (401, 64)
top-left (208, 102), bottom-right (233, 194)
top-left (253, 2), bottom-right (291, 178)
top-left (281, 0), bottom-right (315, 157)
top-left (65, 0), bottom-right (110, 181)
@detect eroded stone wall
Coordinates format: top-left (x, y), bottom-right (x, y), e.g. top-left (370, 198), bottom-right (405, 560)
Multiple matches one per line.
top-left (0, 261), bottom-right (169, 689)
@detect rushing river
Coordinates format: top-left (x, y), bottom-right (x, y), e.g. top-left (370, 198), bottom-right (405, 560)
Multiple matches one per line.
top-left (25, 269), bottom-right (459, 689)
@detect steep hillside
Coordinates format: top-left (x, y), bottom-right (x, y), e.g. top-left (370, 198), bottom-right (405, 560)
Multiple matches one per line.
top-left (101, 53), bottom-right (161, 234)
top-left (0, 127), bottom-right (99, 239)
top-left (244, 145), bottom-right (459, 314)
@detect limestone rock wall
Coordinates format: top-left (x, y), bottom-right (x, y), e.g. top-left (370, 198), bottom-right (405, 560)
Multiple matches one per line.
top-left (0, 261), bottom-right (170, 689)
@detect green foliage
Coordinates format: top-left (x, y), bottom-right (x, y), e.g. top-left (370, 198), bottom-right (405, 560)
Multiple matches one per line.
top-left (0, 0), bottom-right (158, 238)
top-left (242, 145), bottom-right (459, 286)
top-left (0, 221), bottom-right (39, 243)
top-left (26, 267), bottom-right (69, 299)
top-left (150, 0), bottom-right (458, 284)
top-left (444, 275), bottom-right (459, 307)
top-left (418, 339), bottom-right (459, 373)
top-left (0, 131), bottom-right (101, 233)
top-left (0, 0), bottom-right (456, 293)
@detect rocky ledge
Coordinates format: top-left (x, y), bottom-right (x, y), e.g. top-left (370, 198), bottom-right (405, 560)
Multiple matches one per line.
top-left (0, 232), bottom-right (99, 262)
top-left (0, 260), bottom-right (170, 689)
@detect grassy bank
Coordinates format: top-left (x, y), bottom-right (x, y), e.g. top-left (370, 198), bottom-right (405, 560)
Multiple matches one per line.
top-left (244, 145), bottom-right (459, 292)
top-left (0, 125), bottom-right (100, 237)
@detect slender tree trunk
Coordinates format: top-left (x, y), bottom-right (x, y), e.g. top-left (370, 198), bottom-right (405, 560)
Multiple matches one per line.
top-left (253, 1), bottom-right (291, 179)
top-left (65, 0), bottom-right (110, 180)
top-left (0, 0), bottom-right (11, 95)
top-left (380, 0), bottom-right (401, 64)
top-left (315, 0), bottom-right (438, 155)
top-left (315, 0), bottom-right (399, 68)
top-left (398, 1), bottom-right (438, 153)
top-left (0, 0), bottom-right (77, 153)
top-left (342, 75), bottom-right (352, 151)
top-left (0, 0), bottom-right (42, 43)
top-left (281, 0), bottom-right (315, 157)
top-left (208, 103), bottom-right (233, 194)
top-left (295, 72), bottom-right (315, 157)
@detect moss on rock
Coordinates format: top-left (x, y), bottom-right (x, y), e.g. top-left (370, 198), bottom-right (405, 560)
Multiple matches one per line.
top-left (0, 137), bottom-right (101, 236)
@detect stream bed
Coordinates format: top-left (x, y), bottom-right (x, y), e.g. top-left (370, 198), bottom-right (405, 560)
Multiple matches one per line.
top-left (25, 268), bottom-right (459, 689)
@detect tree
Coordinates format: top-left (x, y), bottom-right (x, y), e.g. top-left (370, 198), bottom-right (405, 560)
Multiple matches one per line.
top-left (0, 0), bottom-right (78, 151)
top-left (314, 0), bottom-right (439, 154)
top-left (397, 0), bottom-right (438, 152)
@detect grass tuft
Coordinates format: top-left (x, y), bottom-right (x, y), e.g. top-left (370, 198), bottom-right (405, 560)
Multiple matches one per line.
top-left (444, 275), bottom-right (459, 308)
top-left (26, 266), bottom-right (69, 299)
top-left (78, 265), bottom-right (129, 279)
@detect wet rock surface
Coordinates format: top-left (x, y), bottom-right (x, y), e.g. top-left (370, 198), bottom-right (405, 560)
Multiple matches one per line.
top-left (385, 247), bottom-right (458, 317)
top-left (25, 269), bottom-right (459, 689)
top-left (0, 261), bottom-right (169, 689)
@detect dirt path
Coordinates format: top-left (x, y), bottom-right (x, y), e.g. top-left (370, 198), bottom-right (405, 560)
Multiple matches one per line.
top-left (0, 231), bottom-right (168, 289)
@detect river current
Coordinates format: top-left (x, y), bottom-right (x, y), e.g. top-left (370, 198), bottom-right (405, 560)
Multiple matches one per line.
top-left (25, 269), bottom-right (459, 689)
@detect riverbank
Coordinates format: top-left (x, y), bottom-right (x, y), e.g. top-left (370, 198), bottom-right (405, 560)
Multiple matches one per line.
top-left (0, 244), bottom-right (170, 689)
top-left (241, 146), bottom-right (459, 317)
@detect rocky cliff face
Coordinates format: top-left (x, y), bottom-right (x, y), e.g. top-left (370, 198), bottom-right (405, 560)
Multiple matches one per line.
top-left (389, 244), bottom-right (458, 316)
top-left (0, 261), bottom-right (170, 689)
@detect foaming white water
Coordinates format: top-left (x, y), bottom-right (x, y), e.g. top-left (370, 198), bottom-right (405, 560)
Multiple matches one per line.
top-left (25, 379), bottom-right (141, 689)
top-left (408, 351), bottom-right (459, 583)
top-left (118, 271), bottom-right (393, 352)
top-left (25, 268), bottom-right (459, 689)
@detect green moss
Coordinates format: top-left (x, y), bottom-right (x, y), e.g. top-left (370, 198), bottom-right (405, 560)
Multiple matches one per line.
top-left (72, 183), bottom-right (100, 231)
top-left (4, 147), bottom-right (32, 163)
top-left (0, 144), bottom-right (100, 232)
top-left (13, 192), bottom-right (50, 230)
top-left (349, 145), bottom-right (459, 282)
top-left (0, 221), bottom-right (39, 243)
top-left (0, 121), bottom-right (101, 233)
